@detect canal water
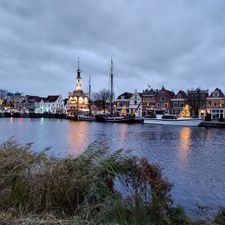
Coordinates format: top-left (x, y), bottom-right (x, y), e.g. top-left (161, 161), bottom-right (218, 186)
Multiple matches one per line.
top-left (0, 118), bottom-right (225, 218)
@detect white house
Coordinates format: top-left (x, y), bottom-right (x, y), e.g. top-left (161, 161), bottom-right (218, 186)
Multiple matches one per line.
top-left (116, 90), bottom-right (142, 116)
top-left (129, 90), bottom-right (142, 116)
top-left (43, 95), bottom-right (64, 114)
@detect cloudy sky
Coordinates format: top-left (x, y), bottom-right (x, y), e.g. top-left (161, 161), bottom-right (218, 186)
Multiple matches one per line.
top-left (0, 0), bottom-right (225, 98)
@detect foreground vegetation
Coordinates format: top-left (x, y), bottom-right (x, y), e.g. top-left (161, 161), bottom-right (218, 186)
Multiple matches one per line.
top-left (0, 140), bottom-right (224, 225)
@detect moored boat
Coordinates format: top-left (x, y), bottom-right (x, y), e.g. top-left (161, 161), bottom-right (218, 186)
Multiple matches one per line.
top-left (95, 114), bottom-right (136, 123)
top-left (144, 115), bottom-right (202, 127)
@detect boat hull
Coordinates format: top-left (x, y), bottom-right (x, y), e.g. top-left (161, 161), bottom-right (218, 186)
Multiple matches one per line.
top-left (95, 115), bottom-right (136, 123)
top-left (144, 118), bottom-right (202, 127)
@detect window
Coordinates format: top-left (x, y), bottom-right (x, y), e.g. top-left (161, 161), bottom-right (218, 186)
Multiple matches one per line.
top-left (208, 101), bottom-right (212, 107)
top-left (161, 97), bottom-right (165, 102)
top-left (213, 92), bottom-right (219, 97)
top-left (173, 102), bottom-right (178, 108)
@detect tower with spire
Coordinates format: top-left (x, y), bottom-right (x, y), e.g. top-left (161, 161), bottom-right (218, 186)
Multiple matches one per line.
top-left (67, 58), bottom-right (89, 116)
top-left (76, 58), bottom-right (82, 92)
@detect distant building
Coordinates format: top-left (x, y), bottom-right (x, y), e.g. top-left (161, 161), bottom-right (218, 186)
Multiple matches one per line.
top-left (115, 92), bottom-right (132, 115)
top-left (67, 60), bottom-right (89, 116)
top-left (6, 92), bottom-right (26, 112)
top-left (25, 96), bottom-right (43, 113)
top-left (171, 90), bottom-right (187, 115)
top-left (42, 95), bottom-right (64, 114)
top-left (25, 95), bottom-right (64, 114)
top-left (155, 86), bottom-right (175, 113)
top-left (129, 90), bottom-right (142, 116)
top-left (142, 88), bottom-right (158, 117)
top-left (187, 89), bottom-right (208, 117)
top-left (206, 88), bottom-right (225, 120)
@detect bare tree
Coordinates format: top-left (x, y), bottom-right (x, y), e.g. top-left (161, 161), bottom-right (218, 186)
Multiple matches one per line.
top-left (187, 88), bottom-right (208, 116)
top-left (0, 89), bottom-right (8, 100)
top-left (93, 89), bottom-right (111, 113)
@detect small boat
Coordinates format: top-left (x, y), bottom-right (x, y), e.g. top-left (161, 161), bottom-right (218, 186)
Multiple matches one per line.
top-left (144, 115), bottom-right (202, 127)
top-left (95, 114), bottom-right (136, 123)
top-left (75, 114), bottom-right (95, 121)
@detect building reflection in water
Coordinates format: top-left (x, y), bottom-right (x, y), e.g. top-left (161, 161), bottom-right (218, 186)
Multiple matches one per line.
top-left (119, 124), bottom-right (128, 143)
top-left (67, 121), bottom-right (90, 157)
top-left (178, 127), bottom-right (192, 163)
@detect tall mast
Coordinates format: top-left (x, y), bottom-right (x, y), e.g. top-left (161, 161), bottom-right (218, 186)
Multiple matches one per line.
top-left (88, 75), bottom-right (92, 115)
top-left (110, 57), bottom-right (114, 115)
top-left (88, 75), bottom-right (91, 100)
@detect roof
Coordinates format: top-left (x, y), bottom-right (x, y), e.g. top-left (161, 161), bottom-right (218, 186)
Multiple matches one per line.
top-left (27, 96), bottom-right (42, 102)
top-left (117, 92), bottom-right (133, 100)
top-left (209, 88), bottom-right (225, 98)
top-left (46, 95), bottom-right (60, 102)
top-left (176, 90), bottom-right (187, 98)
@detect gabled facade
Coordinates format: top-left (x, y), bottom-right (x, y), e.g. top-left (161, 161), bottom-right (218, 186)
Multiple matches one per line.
top-left (142, 88), bottom-right (158, 117)
top-left (25, 96), bottom-right (42, 113)
top-left (116, 92), bottom-right (132, 115)
top-left (206, 88), bottom-right (225, 120)
top-left (187, 89), bottom-right (208, 117)
top-left (129, 90), bottom-right (142, 116)
top-left (171, 90), bottom-right (187, 115)
top-left (155, 86), bottom-right (175, 113)
top-left (42, 95), bottom-right (64, 114)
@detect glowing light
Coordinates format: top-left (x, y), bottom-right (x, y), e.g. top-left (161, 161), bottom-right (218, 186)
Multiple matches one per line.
top-left (178, 127), bottom-right (192, 163)
top-left (180, 104), bottom-right (191, 118)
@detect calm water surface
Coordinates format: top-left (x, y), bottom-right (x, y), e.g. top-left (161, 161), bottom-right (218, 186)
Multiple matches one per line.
top-left (0, 118), bottom-right (225, 218)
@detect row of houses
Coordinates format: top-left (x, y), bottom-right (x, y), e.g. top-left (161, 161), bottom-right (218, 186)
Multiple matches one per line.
top-left (115, 87), bottom-right (225, 120)
top-left (1, 93), bottom-right (65, 114)
top-left (1, 87), bottom-right (225, 120)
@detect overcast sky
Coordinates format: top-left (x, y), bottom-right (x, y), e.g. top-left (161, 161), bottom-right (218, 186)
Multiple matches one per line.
top-left (0, 0), bottom-right (225, 98)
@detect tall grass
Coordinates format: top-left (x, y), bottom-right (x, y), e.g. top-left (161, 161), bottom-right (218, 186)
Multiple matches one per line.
top-left (0, 139), bottom-right (224, 225)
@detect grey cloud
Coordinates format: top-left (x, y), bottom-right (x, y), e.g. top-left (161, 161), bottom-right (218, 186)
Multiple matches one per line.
top-left (0, 0), bottom-right (225, 97)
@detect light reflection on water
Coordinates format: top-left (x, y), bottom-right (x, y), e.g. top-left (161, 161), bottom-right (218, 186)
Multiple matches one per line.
top-left (0, 118), bottom-right (225, 219)
top-left (178, 127), bottom-right (191, 165)
top-left (67, 121), bottom-right (90, 156)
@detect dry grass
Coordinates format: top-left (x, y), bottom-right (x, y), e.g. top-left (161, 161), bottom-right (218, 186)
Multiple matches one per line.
top-left (0, 139), bottom-right (224, 225)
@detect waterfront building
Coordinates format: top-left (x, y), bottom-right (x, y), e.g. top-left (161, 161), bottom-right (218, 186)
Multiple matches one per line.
top-left (187, 89), bottom-right (209, 118)
top-left (155, 86), bottom-right (175, 114)
top-left (171, 90), bottom-right (187, 116)
top-left (206, 88), bottom-right (225, 120)
top-left (5, 92), bottom-right (27, 112)
top-left (24, 96), bottom-right (43, 113)
top-left (142, 88), bottom-right (158, 117)
top-left (67, 60), bottom-right (89, 116)
top-left (115, 92), bottom-right (132, 115)
top-left (42, 95), bottom-right (64, 114)
top-left (129, 90), bottom-right (142, 116)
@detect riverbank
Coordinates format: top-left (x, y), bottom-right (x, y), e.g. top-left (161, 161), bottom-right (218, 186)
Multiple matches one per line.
top-left (0, 140), bottom-right (224, 225)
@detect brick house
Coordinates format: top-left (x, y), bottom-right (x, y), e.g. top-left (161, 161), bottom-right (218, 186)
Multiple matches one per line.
top-left (171, 90), bottom-right (187, 115)
top-left (187, 89), bottom-right (209, 117)
top-left (142, 88), bottom-right (158, 117)
top-left (155, 86), bottom-right (175, 113)
top-left (206, 88), bottom-right (225, 120)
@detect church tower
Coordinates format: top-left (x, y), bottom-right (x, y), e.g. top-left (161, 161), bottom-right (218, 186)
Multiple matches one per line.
top-left (67, 58), bottom-right (89, 116)
top-left (76, 58), bottom-right (82, 92)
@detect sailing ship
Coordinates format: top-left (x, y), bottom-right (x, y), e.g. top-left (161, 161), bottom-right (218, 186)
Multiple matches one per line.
top-left (95, 58), bottom-right (136, 123)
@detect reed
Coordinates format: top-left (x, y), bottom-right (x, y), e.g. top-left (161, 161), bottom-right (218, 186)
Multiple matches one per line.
top-left (0, 139), bottom-right (224, 225)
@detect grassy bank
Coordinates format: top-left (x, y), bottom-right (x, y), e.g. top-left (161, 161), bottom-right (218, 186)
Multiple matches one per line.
top-left (0, 140), bottom-right (224, 225)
